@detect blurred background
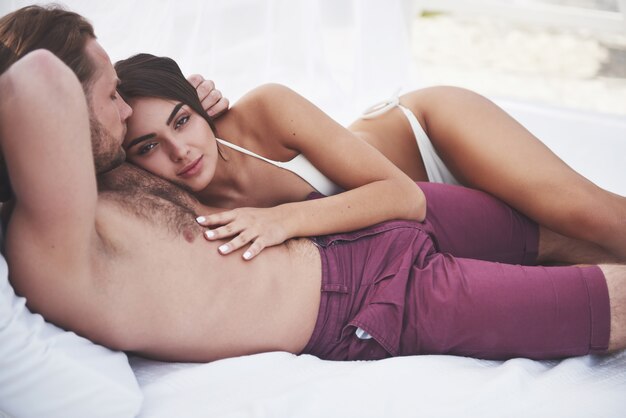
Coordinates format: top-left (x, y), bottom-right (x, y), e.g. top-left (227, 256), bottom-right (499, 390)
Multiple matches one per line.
top-left (413, 0), bottom-right (626, 116)
top-left (2, 0), bottom-right (625, 122)
top-left (1, 0), bottom-right (625, 191)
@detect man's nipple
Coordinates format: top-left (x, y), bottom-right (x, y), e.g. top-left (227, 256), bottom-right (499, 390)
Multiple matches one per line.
top-left (182, 227), bottom-right (197, 243)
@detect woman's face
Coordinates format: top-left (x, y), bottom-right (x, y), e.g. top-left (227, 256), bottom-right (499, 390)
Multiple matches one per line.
top-left (123, 97), bottom-right (218, 192)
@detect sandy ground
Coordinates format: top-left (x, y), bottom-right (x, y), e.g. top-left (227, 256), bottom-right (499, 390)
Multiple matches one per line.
top-left (411, 12), bottom-right (626, 116)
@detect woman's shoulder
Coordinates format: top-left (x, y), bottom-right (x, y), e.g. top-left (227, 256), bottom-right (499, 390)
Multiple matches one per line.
top-left (235, 83), bottom-right (300, 111)
top-left (226, 83), bottom-right (306, 130)
top-left (214, 84), bottom-right (299, 143)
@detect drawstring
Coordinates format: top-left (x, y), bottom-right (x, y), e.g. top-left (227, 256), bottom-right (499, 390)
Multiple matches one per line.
top-left (360, 88), bottom-right (402, 119)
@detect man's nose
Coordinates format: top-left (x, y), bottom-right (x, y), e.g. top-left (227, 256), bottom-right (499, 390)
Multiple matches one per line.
top-left (119, 97), bottom-right (133, 122)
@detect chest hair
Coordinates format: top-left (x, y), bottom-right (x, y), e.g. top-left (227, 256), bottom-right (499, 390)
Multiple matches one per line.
top-left (97, 164), bottom-right (204, 238)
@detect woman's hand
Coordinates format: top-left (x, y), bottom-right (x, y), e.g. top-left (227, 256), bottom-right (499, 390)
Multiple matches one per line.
top-left (196, 207), bottom-right (292, 260)
top-left (187, 74), bottom-right (230, 118)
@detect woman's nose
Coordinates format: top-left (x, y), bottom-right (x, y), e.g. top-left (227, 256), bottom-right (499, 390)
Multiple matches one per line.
top-left (169, 140), bottom-right (190, 161)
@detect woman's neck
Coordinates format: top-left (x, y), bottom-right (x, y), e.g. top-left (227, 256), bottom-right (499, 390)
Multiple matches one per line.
top-left (196, 144), bottom-right (250, 209)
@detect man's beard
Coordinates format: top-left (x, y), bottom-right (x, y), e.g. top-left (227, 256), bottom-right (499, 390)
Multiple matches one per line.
top-left (89, 115), bottom-right (126, 174)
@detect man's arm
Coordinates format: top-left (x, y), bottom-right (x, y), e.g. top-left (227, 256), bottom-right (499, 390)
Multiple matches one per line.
top-left (0, 51), bottom-right (98, 319)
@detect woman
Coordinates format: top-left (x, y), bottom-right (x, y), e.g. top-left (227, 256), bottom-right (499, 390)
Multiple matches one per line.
top-left (116, 53), bottom-right (626, 261)
top-left (116, 54), bottom-right (425, 261)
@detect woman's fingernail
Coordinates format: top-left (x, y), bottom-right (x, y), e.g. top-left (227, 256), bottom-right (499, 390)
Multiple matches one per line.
top-left (205, 230), bottom-right (215, 238)
top-left (218, 244), bottom-right (229, 254)
top-left (196, 216), bottom-right (206, 223)
top-left (243, 251), bottom-right (252, 260)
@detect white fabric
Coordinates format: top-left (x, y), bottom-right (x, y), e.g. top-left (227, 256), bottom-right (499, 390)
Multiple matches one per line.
top-left (0, 0), bottom-right (416, 126)
top-left (0, 253), bottom-right (143, 418)
top-left (216, 138), bottom-right (342, 195)
top-left (130, 351), bottom-right (626, 418)
top-left (397, 104), bottom-right (460, 184)
top-left (360, 98), bottom-right (461, 185)
top-left (381, 103), bottom-right (462, 185)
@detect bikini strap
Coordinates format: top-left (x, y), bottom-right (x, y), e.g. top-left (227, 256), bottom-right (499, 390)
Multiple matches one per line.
top-left (215, 138), bottom-right (284, 168)
top-left (360, 88), bottom-right (402, 119)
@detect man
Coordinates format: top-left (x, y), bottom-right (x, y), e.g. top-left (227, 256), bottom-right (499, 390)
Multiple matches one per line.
top-left (0, 5), bottom-right (624, 362)
top-left (0, 5), bottom-right (227, 197)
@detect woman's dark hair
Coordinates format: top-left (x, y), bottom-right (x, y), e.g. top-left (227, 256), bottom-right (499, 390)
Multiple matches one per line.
top-left (115, 53), bottom-right (216, 133)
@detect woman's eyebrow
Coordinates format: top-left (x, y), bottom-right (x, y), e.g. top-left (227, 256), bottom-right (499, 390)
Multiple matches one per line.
top-left (166, 103), bottom-right (184, 126)
top-left (125, 102), bottom-right (185, 150)
top-left (126, 133), bottom-right (156, 150)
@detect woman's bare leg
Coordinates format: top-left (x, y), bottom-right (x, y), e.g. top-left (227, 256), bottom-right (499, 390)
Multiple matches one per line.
top-left (352, 86), bottom-right (626, 260)
top-left (423, 87), bottom-right (626, 259)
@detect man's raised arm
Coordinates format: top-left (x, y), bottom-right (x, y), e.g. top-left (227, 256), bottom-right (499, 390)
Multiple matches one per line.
top-left (0, 50), bottom-right (97, 309)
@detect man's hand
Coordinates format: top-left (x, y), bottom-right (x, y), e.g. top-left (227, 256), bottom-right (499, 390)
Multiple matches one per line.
top-left (187, 74), bottom-right (229, 118)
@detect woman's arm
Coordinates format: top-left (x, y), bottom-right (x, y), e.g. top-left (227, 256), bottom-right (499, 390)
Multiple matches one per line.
top-left (200, 83), bottom-right (425, 259)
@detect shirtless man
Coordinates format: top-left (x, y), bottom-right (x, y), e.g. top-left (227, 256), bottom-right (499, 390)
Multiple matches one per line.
top-left (0, 6), bottom-right (624, 363)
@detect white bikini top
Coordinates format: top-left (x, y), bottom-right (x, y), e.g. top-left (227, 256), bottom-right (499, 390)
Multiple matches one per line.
top-left (215, 138), bottom-right (342, 196)
top-left (215, 95), bottom-right (459, 196)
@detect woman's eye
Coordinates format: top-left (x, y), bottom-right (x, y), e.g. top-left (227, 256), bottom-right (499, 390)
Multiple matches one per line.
top-left (174, 115), bottom-right (190, 130)
top-left (138, 143), bottom-right (157, 155)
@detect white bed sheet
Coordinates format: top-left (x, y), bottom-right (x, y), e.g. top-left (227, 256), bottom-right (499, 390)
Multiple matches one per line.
top-left (130, 350), bottom-right (626, 418)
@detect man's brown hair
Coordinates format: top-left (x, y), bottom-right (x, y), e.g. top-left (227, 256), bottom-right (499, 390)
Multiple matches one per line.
top-left (0, 4), bottom-right (96, 81)
top-left (0, 4), bottom-right (96, 201)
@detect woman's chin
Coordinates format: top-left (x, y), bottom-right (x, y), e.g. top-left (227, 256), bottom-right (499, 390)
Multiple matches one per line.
top-left (173, 178), bottom-right (209, 194)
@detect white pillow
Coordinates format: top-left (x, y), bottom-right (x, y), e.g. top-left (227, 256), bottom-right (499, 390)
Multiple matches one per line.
top-left (0, 252), bottom-right (143, 417)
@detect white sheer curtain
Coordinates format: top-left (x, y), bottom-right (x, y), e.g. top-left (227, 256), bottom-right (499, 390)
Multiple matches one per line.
top-left (2, 0), bottom-right (417, 124)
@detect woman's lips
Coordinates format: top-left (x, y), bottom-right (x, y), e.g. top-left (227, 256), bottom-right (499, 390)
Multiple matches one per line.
top-left (177, 155), bottom-right (204, 178)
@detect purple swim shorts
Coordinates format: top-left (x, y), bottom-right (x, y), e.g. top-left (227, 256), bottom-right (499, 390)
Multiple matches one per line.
top-left (301, 183), bottom-right (610, 361)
